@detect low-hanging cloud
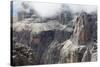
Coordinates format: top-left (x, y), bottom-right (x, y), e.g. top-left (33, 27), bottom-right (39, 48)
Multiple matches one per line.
top-left (68, 4), bottom-right (97, 14)
top-left (13, 0), bottom-right (97, 18)
top-left (29, 2), bottom-right (62, 18)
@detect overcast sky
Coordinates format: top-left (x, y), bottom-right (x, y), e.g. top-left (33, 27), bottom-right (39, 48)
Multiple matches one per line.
top-left (13, 0), bottom-right (97, 17)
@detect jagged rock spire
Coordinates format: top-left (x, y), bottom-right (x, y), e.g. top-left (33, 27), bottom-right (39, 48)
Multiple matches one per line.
top-left (71, 12), bottom-right (90, 45)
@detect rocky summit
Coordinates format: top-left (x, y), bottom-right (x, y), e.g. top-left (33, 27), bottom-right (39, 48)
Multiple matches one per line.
top-left (11, 10), bottom-right (97, 66)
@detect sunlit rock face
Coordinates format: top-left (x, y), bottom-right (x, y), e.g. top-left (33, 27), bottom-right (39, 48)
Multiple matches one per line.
top-left (12, 10), bottom-right (97, 65)
top-left (59, 12), bottom-right (97, 63)
top-left (71, 12), bottom-right (91, 45)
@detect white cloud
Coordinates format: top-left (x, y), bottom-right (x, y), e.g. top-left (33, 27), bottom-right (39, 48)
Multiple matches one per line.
top-left (68, 4), bottom-right (97, 13)
top-left (13, 1), bottom-right (97, 17)
top-left (29, 2), bottom-right (62, 18)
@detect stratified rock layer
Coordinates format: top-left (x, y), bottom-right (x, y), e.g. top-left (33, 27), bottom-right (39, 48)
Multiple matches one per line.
top-left (12, 12), bottom-right (97, 65)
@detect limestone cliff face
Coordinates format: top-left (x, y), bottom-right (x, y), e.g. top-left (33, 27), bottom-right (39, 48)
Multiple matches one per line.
top-left (12, 12), bottom-right (97, 65)
top-left (60, 12), bottom-right (97, 63)
top-left (36, 12), bottom-right (97, 64)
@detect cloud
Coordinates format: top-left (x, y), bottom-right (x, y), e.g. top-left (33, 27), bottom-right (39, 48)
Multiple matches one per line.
top-left (29, 2), bottom-right (62, 18)
top-left (13, 1), bottom-right (97, 17)
top-left (68, 4), bottom-right (97, 14)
